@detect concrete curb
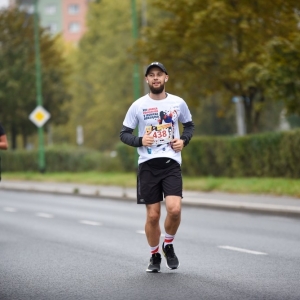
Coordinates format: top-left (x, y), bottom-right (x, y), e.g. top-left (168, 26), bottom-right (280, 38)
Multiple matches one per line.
top-left (1, 183), bottom-right (300, 217)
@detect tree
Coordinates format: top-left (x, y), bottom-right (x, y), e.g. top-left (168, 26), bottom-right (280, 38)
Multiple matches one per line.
top-left (134, 0), bottom-right (300, 133)
top-left (0, 8), bottom-right (71, 149)
top-left (63, 0), bottom-right (138, 150)
top-left (246, 33), bottom-right (300, 116)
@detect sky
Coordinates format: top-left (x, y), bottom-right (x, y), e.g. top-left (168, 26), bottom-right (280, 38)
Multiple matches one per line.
top-left (0, 0), bottom-right (8, 9)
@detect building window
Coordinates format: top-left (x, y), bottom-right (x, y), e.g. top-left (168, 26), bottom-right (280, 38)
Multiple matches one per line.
top-left (69, 22), bottom-right (80, 33)
top-left (19, 4), bottom-right (34, 14)
top-left (45, 5), bottom-right (56, 15)
top-left (47, 23), bottom-right (58, 34)
top-left (68, 4), bottom-right (80, 15)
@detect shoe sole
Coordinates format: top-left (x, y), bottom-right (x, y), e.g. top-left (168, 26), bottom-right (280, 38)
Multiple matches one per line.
top-left (146, 269), bottom-right (161, 273)
top-left (165, 262), bottom-right (180, 270)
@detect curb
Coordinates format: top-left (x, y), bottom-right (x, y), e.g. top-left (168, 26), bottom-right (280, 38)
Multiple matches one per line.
top-left (1, 185), bottom-right (300, 218)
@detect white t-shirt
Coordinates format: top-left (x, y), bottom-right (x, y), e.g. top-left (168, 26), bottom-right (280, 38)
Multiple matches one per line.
top-left (123, 93), bottom-right (193, 165)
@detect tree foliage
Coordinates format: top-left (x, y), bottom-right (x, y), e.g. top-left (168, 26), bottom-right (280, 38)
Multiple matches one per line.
top-left (0, 8), bottom-right (71, 148)
top-left (247, 33), bottom-right (300, 115)
top-left (134, 0), bottom-right (300, 133)
top-left (63, 0), bottom-right (136, 150)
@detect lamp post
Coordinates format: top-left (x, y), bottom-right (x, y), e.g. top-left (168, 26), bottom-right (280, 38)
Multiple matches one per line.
top-left (141, 0), bottom-right (148, 95)
top-left (131, 0), bottom-right (141, 167)
top-left (232, 96), bottom-right (246, 136)
top-left (33, 0), bottom-right (45, 172)
top-left (131, 0), bottom-right (141, 101)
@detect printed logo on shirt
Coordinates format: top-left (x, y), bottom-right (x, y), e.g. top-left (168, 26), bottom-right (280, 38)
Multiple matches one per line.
top-left (143, 107), bottom-right (159, 121)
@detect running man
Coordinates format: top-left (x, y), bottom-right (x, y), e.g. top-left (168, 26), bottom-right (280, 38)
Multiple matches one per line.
top-left (120, 62), bottom-right (194, 272)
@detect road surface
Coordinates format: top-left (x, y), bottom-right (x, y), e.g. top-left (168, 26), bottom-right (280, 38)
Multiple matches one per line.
top-left (0, 190), bottom-right (299, 300)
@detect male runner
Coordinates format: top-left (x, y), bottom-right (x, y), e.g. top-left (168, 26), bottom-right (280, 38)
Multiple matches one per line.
top-left (120, 62), bottom-right (194, 272)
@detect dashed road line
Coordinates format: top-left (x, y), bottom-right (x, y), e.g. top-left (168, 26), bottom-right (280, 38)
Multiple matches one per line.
top-left (3, 207), bottom-right (17, 212)
top-left (136, 230), bottom-right (165, 237)
top-left (79, 220), bottom-right (102, 226)
top-left (218, 245), bottom-right (268, 255)
top-left (36, 213), bottom-right (54, 219)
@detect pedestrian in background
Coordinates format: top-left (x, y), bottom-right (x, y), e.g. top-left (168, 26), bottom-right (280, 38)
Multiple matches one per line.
top-left (0, 122), bottom-right (8, 150)
top-left (120, 62), bottom-right (194, 273)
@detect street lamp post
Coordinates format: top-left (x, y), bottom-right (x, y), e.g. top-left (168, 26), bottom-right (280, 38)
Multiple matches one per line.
top-left (232, 96), bottom-right (246, 136)
top-left (131, 0), bottom-right (141, 101)
top-left (131, 0), bottom-right (141, 167)
top-left (33, 0), bottom-right (45, 172)
top-left (141, 0), bottom-right (148, 95)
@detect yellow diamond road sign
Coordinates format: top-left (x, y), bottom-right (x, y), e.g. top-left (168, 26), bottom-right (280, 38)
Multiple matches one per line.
top-left (29, 106), bottom-right (51, 128)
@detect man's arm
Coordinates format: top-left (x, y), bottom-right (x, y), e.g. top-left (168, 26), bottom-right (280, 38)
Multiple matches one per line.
top-left (180, 121), bottom-right (195, 147)
top-left (0, 135), bottom-right (8, 150)
top-left (120, 125), bottom-right (143, 147)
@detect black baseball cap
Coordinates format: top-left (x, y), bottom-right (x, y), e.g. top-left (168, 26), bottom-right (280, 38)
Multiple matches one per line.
top-left (145, 62), bottom-right (168, 76)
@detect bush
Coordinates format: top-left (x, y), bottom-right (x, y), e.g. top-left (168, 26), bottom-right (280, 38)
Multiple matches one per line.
top-left (116, 129), bottom-right (300, 178)
top-left (181, 129), bottom-right (300, 178)
top-left (0, 146), bottom-right (123, 173)
top-left (2, 129), bottom-right (300, 178)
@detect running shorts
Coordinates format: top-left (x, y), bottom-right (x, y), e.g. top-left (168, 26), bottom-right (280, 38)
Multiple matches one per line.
top-left (137, 157), bottom-right (182, 205)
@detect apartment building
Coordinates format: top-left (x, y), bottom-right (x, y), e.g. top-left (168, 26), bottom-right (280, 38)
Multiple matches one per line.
top-left (10, 0), bottom-right (91, 43)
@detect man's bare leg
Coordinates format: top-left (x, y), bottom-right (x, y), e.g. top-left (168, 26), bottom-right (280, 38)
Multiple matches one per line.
top-left (145, 202), bottom-right (161, 246)
top-left (164, 195), bottom-right (181, 235)
top-left (162, 195), bottom-right (181, 269)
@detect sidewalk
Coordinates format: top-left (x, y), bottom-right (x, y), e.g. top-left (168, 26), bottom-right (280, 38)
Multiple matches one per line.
top-left (1, 180), bottom-right (300, 217)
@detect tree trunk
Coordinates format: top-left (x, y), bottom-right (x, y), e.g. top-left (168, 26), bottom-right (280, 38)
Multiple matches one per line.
top-left (11, 123), bottom-right (17, 149)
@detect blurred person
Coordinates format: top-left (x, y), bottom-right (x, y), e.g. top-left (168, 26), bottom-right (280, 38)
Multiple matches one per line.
top-left (120, 62), bottom-right (194, 273)
top-left (0, 122), bottom-right (8, 150)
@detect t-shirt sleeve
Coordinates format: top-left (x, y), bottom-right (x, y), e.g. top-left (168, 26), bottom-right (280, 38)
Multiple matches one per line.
top-left (123, 102), bottom-right (139, 129)
top-left (179, 100), bottom-right (193, 123)
top-left (0, 123), bottom-right (5, 136)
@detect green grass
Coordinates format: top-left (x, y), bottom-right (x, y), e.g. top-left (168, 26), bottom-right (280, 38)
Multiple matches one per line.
top-left (2, 172), bottom-right (300, 198)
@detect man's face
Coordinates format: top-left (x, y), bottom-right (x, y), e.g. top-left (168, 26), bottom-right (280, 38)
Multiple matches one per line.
top-left (145, 67), bottom-right (168, 94)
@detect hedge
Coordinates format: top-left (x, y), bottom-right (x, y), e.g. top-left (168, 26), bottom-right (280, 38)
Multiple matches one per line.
top-left (0, 146), bottom-right (123, 173)
top-left (117, 129), bottom-right (300, 178)
top-left (1, 129), bottom-right (300, 178)
top-left (184, 129), bottom-right (300, 178)
top-left (115, 129), bottom-right (300, 178)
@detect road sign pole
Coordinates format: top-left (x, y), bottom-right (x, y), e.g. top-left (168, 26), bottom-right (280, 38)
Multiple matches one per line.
top-left (34, 0), bottom-right (45, 172)
top-left (131, 0), bottom-right (141, 101)
top-left (131, 0), bottom-right (141, 168)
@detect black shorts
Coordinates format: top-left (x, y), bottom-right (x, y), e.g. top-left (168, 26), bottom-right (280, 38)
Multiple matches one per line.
top-left (137, 158), bottom-right (182, 205)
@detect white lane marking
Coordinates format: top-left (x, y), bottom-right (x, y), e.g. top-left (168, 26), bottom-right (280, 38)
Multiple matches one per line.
top-left (3, 207), bottom-right (17, 212)
top-left (79, 220), bottom-right (102, 226)
top-left (36, 213), bottom-right (54, 219)
top-left (136, 230), bottom-right (165, 237)
top-left (218, 245), bottom-right (268, 255)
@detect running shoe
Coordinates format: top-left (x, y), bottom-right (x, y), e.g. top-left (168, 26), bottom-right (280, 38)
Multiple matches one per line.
top-left (146, 253), bottom-right (161, 273)
top-left (162, 242), bottom-right (180, 269)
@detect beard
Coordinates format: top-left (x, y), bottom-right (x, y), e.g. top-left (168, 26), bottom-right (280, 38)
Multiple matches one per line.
top-left (149, 83), bottom-right (165, 94)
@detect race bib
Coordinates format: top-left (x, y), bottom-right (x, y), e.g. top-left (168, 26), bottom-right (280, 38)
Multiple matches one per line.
top-left (145, 123), bottom-right (173, 145)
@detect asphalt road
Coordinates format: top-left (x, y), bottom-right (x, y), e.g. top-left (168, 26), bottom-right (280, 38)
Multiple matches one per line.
top-left (0, 190), bottom-right (299, 300)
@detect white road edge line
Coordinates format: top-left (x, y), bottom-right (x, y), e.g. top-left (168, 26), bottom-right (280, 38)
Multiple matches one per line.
top-left (36, 213), bottom-right (54, 219)
top-left (79, 220), bottom-right (102, 226)
top-left (136, 230), bottom-right (165, 237)
top-left (3, 207), bottom-right (17, 212)
top-left (218, 245), bottom-right (268, 255)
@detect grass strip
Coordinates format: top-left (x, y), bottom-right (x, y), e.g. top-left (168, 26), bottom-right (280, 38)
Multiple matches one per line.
top-left (2, 172), bottom-right (300, 198)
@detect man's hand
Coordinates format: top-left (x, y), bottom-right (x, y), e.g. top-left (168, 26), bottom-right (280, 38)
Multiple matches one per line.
top-left (142, 132), bottom-right (154, 147)
top-left (171, 138), bottom-right (184, 152)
